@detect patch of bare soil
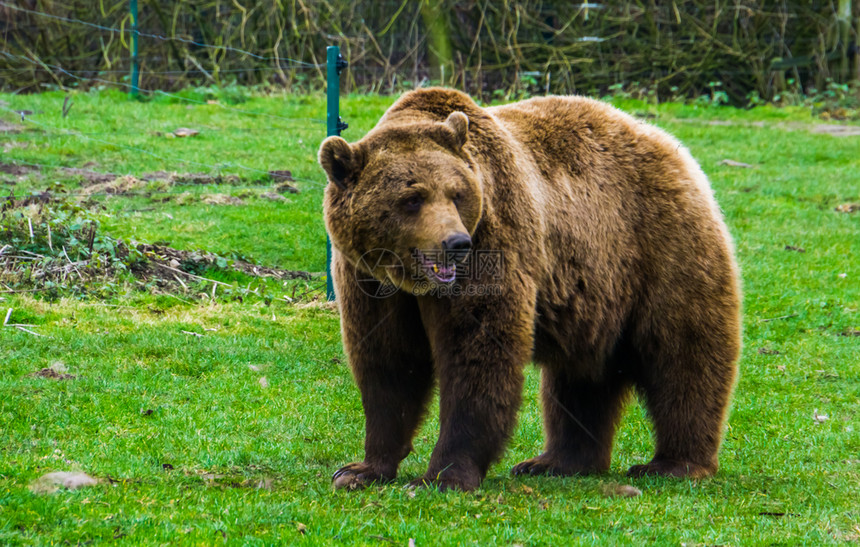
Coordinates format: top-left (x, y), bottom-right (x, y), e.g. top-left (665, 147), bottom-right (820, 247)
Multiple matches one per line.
top-left (668, 117), bottom-right (860, 137)
top-left (29, 368), bottom-right (76, 380)
top-left (0, 120), bottom-right (23, 133)
top-left (0, 162), bottom-right (40, 176)
top-left (59, 167), bottom-right (118, 185)
top-left (3, 141), bottom-right (29, 153)
top-left (811, 124), bottom-right (860, 137)
top-left (82, 175), bottom-right (156, 195)
top-left (1, 190), bottom-right (70, 208)
top-left (29, 471), bottom-right (101, 494)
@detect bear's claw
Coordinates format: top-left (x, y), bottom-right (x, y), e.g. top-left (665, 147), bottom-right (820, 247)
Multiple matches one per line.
top-left (511, 458), bottom-right (559, 476)
top-left (332, 462), bottom-right (391, 490)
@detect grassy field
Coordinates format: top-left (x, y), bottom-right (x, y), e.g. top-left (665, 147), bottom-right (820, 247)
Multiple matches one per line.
top-left (1, 88), bottom-right (858, 545)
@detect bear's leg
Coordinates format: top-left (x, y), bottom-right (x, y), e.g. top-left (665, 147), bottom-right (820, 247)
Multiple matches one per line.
top-left (332, 257), bottom-right (435, 491)
top-left (512, 369), bottom-right (630, 477)
top-left (412, 283), bottom-right (537, 491)
top-left (628, 332), bottom-right (738, 479)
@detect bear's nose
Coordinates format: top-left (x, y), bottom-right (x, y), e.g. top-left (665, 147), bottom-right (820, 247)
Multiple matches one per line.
top-left (442, 232), bottom-right (472, 262)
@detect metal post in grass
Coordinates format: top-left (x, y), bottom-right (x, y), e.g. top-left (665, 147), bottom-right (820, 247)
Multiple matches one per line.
top-left (325, 46), bottom-right (348, 301)
top-left (130, 0), bottom-right (140, 97)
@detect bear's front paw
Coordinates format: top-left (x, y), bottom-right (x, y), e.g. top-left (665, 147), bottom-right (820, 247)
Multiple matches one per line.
top-left (332, 462), bottom-right (392, 491)
top-left (627, 459), bottom-right (715, 479)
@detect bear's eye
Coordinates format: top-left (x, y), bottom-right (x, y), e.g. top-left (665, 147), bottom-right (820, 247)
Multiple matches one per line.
top-left (403, 195), bottom-right (424, 213)
top-left (453, 191), bottom-right (463, 206)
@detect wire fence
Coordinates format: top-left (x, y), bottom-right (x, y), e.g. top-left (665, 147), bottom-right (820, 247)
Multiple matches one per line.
top-left (2, 1), bottom-right (859, 102)
top-left (0, 2), bottom-right (857, 215)
top-left (0, 2), bottom-right (331, 197)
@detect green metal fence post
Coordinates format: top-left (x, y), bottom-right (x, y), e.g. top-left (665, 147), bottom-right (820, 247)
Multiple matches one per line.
top-left (325, 46), bottom-right (348, 301)
top-left (130, 0), bottom-right (140, 97)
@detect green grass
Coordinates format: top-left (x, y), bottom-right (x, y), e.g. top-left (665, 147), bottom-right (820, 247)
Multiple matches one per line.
top-left (1, 89), bottom-right (859, 545)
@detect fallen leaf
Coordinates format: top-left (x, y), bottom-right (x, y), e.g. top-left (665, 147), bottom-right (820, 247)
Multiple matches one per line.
top-left (835, 203), bottom-right (859, 213)
top-left (260, 192), bottom-right (289, 202)
top-left (784, 245), bottom-right (806, 253)
top-left (718, 159), bottom-right (754, 168)
top-left (29, 471), bottom-right (100, 494)
top-left (173, 127), bottom-right (199, 137)
top-left (758, 347), bottom-right (780, 355)
top-left (295, 522), bottom-right (307, 534)
top-left (813, 409), bottom-right (829, 423)
top-left (248, 364), bottom-right (262, 372)
top-left (259, 377), bottom-right (269, 388)
top-left (600, 482), bottom-right (642, 498)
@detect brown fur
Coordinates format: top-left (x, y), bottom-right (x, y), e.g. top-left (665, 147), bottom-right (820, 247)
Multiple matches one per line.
top-left (319, 88), bottom-right (741, 491)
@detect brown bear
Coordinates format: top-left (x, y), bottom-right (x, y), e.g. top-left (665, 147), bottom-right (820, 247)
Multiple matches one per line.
top-left (318, 88), bottom-right (741, 492)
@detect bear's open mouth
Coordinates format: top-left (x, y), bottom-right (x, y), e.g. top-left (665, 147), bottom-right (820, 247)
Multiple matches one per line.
top-left (414, 249), bottom-right (457, 284)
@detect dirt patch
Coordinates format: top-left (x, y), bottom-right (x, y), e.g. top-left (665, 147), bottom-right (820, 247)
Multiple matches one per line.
top-left (29, 368), bottom-right (76, 380)
top-left (59, 167), bottom-right (118, 185)
top-left (202, 193), bottom-right (244, 205)
top-left (29, 471), bottom-right (100, 494)
top-left (2, 191), bottom-right (58, 208)
top-left (0, 162), bottom-right (40, 176)
top-left (3, 141), bottom-right (29, 153)
top-left (140, 171), bottom-right (240, 185)
top-left (0, 120), bottom-right (23, 133)
top-left (82, 175), bottom-right (158, 196)
top-left (174, 172), bottom-right (241, 185)
top-left (811, 124), bottom-right (860, 137)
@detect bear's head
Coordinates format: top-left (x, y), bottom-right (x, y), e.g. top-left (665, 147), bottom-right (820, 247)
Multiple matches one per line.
top-left (319, 111), bottom-right (482, 295)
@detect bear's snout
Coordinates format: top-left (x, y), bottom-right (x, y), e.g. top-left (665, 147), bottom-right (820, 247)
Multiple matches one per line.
top-left (442, 232), bottom-right (472, 262)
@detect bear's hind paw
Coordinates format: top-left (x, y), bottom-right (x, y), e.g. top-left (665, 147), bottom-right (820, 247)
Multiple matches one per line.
top-left (627, 459), bottom-right (715, 479)
top-left (407, 471), bottom-right (481, 492)
top-left (511, 454), bottom-right (605, 477)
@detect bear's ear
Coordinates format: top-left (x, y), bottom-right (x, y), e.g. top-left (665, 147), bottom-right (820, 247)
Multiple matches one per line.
top-left (442, 111), bottom-right (469, 150)
top-left (318, 136), bottom-right (360, 190)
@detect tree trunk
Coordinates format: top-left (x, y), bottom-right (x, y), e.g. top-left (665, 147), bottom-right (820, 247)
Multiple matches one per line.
top-left (837, 0), bottom-right (852, 82)
top-left (420, 0), bottom-right (454, 86)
